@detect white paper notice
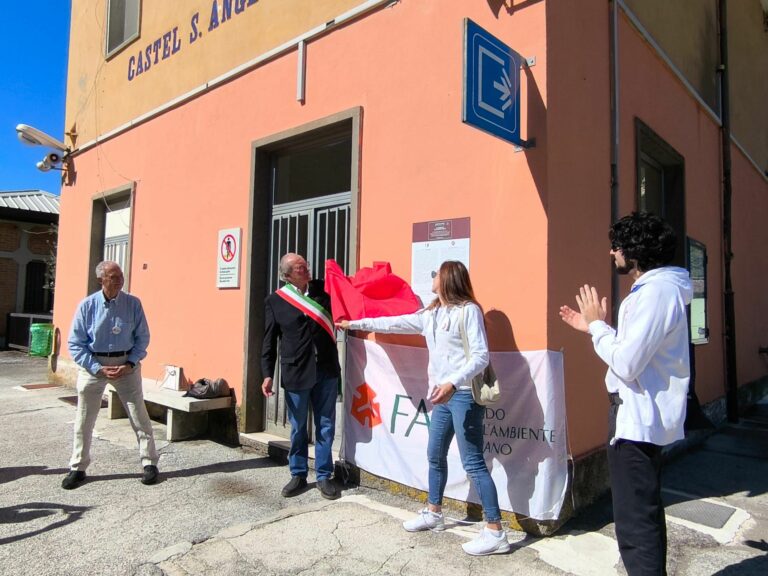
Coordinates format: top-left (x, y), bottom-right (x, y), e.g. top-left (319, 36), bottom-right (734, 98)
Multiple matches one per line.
top-left (411, 218), bottom-right (470, 306)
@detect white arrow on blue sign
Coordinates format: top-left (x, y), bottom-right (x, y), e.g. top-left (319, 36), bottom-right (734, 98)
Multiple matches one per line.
top-left (462, 19), bottom-right (526, 146)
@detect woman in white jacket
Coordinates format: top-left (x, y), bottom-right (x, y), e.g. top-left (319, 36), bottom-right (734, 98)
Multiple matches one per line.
top-left (338, 261), bottom-right (508, 556)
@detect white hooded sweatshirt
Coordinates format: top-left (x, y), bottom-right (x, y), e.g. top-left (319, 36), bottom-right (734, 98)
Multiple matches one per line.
top-left (588, 266), bottom-right (693, 446)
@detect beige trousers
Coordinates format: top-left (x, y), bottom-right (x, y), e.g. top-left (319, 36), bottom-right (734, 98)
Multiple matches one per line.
top-left (68, 355), bottom-right (158, 471)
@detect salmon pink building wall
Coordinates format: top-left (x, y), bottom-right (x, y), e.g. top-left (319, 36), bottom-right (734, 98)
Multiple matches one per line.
top-left (546, 5), bottom-right (768, 457)
top-left (545, 0), bottom-right (614, 459)
top-left (53, 0), bottom-right (768, 474)
top-left (615, 14), bottom-right (726, 407)
top-left (54, 3), bottom-right (552, 403)
top-left (334, 2), bottom-right (550, 350)
top-left (731, 147), bottom-right (768, 386)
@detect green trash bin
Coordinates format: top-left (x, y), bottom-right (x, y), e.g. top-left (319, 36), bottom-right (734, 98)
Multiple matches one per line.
top-left (29, 323), bottom-right (54, 357)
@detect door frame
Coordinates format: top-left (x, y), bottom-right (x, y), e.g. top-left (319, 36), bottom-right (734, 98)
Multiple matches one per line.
top-left (265, 196), bottom-right (351, 441)
top-left (242, 107), bottom-right (362, 433)
top-left (88, 182), bottom-right (135, 294)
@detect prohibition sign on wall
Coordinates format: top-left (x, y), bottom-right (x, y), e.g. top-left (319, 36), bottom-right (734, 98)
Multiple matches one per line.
top-left (217, 228), bottom-right (241, 288)
top-left (221, 234), bottom-right (237, 262)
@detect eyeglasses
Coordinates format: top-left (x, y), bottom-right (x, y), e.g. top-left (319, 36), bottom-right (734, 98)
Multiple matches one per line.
top-left (430, 270), bottom-right (438, 279)
top-left (292, 265), bottom-right (309, 273)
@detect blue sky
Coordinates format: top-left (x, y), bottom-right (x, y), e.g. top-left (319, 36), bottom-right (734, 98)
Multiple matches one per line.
top-left (0, 1), bottom-right (71, 195)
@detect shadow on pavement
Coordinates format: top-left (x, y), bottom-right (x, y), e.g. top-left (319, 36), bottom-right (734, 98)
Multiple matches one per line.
top-left (712, 554), bottom-right (768, 575)
top-left (81, 455), bottom-right (281, 484)
top-left (744, 539), bottom-right (768, 552)
top-left (558, 491), bottom-right (615, 534)
top-left (0, 466), bottom-right (69, 485)
top-left (0, 502), bottom-right (90, 545)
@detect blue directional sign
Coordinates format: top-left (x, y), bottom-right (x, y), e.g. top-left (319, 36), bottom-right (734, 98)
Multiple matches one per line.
top-left (463, 19), bottom-right (525, 146)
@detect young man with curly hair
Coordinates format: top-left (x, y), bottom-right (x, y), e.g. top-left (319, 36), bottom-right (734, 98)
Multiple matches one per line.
top-left (560, 212), bottom-right (692, 576)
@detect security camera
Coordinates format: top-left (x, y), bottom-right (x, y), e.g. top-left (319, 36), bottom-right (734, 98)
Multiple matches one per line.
top-left (36, 152), bottom-right (63, 172)
top-left (16, 123), bottom-right (68, 153)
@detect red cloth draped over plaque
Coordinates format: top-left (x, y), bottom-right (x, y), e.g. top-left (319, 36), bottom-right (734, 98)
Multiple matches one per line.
top-left (324, 259), bottom-right (422, 322)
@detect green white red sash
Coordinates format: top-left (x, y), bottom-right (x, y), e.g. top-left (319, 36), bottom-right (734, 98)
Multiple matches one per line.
top-left (277, 283), bottom-right (335, 341)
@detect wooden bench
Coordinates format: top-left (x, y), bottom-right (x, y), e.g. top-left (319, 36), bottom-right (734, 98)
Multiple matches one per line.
top-left (107, 382), bottom-right (233, 441)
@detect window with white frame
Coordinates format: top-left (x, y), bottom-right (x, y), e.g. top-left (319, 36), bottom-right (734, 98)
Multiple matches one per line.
top-left (106, 0), bottom-right (140, 58)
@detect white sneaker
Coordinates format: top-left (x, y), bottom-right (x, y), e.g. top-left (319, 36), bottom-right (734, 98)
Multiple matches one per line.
top-left (402, 508), bottom-right (446, 532)
top-left (461, 527), bottom-right (511, 556)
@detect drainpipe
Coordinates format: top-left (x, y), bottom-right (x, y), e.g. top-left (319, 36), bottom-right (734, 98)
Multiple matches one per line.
top-left (609, 0), bottom-right (620, 324)
top-left (718, 0), bottom-right (739, 422)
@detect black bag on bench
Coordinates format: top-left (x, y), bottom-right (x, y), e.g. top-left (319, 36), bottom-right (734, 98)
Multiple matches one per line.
top-left (184, 378), bottom-right (230, 399)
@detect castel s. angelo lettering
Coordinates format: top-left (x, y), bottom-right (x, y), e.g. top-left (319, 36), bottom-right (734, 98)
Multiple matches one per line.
top-left (127, 27), bottom-right (182, 81)
top-left (128, 0), bottom-right (260, 82)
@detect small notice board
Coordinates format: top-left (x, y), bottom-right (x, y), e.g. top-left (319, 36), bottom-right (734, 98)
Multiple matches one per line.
top-left (411, 218), bottom-right (470, 306)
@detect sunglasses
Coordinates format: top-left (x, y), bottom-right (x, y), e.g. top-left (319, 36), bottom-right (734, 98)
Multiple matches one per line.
top-left (430, 270), bottom-right (438, 279)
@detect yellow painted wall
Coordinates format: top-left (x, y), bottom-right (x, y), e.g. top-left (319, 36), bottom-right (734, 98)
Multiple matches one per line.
top-left (66, 0), bottom-right (370, 145)
top-left (624, 0), bottom-right (768, 182)
top-left (729, 1), bottom-right (768, 173)
top-left (623, 0), bottom-right (719, 111)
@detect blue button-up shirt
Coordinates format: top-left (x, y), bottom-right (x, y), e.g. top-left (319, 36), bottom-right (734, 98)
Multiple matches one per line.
top-left (68, 290), bottom-right (150, 375)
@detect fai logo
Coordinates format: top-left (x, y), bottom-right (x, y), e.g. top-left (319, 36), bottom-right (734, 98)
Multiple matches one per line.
top-left (350, 383), bottom-right (382, 428)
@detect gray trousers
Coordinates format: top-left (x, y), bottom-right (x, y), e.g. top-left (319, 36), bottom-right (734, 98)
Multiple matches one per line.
top-left (69, 355), bottom-right (158, 471)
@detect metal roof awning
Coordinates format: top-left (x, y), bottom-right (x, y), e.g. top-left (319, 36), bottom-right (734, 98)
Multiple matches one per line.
top-left (0, 190), bottom-right (60, 224)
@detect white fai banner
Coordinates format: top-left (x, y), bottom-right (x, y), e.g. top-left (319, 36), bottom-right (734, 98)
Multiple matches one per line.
top-left (343, 336), bottom-right (568, 520)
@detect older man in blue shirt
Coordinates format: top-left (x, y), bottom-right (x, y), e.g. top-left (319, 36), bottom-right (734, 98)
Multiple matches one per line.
top-left (62, 260), bottom-right (159, 489)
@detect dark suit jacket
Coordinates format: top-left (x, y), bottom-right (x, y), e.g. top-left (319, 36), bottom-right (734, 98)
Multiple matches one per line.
top-left (261, 280), bottom-right (341, 391)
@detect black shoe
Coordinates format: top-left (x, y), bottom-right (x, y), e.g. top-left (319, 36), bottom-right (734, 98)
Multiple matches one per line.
top-left (141, 465), bottom-right (159, 485)
top-left (281, 476), bottom-right (307, 497)
top-left (317, 478), bottom-right (339, 500)
top-left (61, 470), bottom-right (86, 490)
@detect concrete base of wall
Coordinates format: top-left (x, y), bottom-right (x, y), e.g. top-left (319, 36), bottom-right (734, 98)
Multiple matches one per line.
top-left (208, 373), bottom-right (768, 535)
top-left (49, 355), bottom-right (78, 388)
top-left (739, 374), bottom-right (768, 411)
top-left (53, 350), bottom-right (766, 536)
top-left (240, 430), bottom-right (566, 535)
top-left (687, 374), bottom-right (768, 428)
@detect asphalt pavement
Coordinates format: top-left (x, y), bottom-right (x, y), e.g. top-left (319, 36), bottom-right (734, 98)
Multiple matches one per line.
top-left (1, 351), bottom-right (766, 576)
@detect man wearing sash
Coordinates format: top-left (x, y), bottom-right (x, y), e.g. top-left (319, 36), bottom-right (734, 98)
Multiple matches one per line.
top-left (261, 253), bottom-right (341, 500)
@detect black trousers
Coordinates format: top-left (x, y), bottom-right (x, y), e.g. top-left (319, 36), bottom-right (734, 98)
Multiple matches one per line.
top-left (607, 401), bottom-right (667, 576)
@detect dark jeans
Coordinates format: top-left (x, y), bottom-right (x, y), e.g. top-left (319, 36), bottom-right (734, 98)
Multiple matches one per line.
top-left (284, 370), bottom-right (338, 480)
top-left (607, 400), bottom-right (667, 576)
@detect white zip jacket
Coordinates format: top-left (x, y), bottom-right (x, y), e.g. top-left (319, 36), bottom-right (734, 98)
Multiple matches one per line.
top-left (588, 266), bottom-right (693, 446)
top-left (348, 303), bottom-right (489, 391)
